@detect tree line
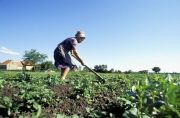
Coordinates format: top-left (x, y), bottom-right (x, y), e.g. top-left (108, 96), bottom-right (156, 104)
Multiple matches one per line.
top-left (23, 49), bottom-right (161, 73)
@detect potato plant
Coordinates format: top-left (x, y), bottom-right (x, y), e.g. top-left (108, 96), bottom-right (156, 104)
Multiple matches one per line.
top-left (0, 71), bottom-right (179, 118)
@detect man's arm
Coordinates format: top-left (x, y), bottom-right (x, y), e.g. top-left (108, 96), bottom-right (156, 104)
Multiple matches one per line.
top-left (71, 50), bottom-right (85, 66)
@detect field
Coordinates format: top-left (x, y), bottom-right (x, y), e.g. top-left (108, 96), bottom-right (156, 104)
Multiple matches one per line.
top-left (0, 71), bottom-right (180, 118)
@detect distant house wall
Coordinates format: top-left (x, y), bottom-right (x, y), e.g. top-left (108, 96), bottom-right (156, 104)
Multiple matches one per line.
top-left (6, 62), bottom-right (22, 70)
top-left (26, 66), bottom-right (33, 70)
top-left (0, 60), bottom-right (33, 70)
top-left (17, 66), bottom-right (23, 70)
top-left (6, 63), bottom-right (11, 70)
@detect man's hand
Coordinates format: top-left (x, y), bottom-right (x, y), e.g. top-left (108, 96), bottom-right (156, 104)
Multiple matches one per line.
top-left (80, 60), bottom-right (85, 66)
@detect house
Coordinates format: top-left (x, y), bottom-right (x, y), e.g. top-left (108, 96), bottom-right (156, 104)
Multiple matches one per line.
top-left (21, 61), bottom-right (34, 70)
top-left (0, 60), bottom-right (33, 70)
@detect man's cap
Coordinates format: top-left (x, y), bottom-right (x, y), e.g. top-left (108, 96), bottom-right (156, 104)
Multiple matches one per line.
top-left (75, 31), bottom-right (86, 38)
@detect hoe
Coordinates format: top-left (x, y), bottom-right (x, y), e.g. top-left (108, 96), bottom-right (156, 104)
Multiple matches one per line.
top-left (84, 65), bottom-right (105, 83)
top-left (72, 56), bottom-right (105, 83)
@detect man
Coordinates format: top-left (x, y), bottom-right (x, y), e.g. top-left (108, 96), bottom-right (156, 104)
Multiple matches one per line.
top-left (54, 31), bottom-right (85, 80)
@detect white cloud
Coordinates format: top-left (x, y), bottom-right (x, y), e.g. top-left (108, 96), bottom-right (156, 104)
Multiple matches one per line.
top-left (0, 46), bottom-right (20, 55)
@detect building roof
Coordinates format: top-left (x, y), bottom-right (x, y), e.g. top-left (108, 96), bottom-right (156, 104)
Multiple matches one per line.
top-left (0, 60), bottom-right (33, 66)
top-left (16, 61), bottom-right (23, 67)
top-left (21, 61), bottom-right (33, 66)
top-left (1, 60), bottom-right (12, 65)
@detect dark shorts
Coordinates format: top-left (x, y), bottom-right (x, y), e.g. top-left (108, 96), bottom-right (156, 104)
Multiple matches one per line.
top-left (54, 48), bottom-right (75, 69)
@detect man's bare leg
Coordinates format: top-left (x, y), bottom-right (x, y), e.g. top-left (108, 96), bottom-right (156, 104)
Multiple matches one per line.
top-left (61, 67), bottom-right (70, 80)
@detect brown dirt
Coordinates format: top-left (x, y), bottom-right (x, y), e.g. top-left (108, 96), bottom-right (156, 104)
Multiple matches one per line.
top-left (45, 84), bottom-right (88, 117)
top-left (0, 84), bottom-right (125, 118)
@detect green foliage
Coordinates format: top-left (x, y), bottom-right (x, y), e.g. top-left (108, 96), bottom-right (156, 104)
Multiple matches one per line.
top-left (124, 70), bottom-right (133, 74)
top-left (0, 96), bottom-right (12, 116)
top-left (124, 74), bottom-right (180, 117)
top-left (0, 71), bottom-right (179, 117)
top-left (138, 70), bottom-right (148, 74)
top-left (152, 67), bottom-right (161, 73)
top-left (56, 114), bottom-right (81, 118)
top-left (0, 72), bottom-right (55, 117)
top-left (40, 61), bottom-right (55, 71)
top-left (94, 64), bottom-right (108, 73)
top-left (23, 49), bottom-right (47, 65)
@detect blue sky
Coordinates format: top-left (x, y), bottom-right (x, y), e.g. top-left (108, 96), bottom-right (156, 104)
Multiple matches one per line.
top-left (0, 0), bottom-right (180, 72)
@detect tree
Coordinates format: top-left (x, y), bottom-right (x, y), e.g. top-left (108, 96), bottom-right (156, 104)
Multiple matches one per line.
top-left (23, 49), bottom-right (47, 65)
top-left (40, 61), bottom-right (55, 71)
top-left (109, 68), bottom-right (115, 73)
top-left (152, 67), bottom-right (161, 73)
top-left (115, 70), bottom-right (122, 73)
top-left (124, 70), bottom-right (133, 74)
top-left (94, 64), bottom-right (107, 73)
top-left (138, 70), bottom-right (148, 74)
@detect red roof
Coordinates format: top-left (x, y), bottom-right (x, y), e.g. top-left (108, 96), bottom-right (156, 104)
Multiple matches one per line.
top-left (1, 60), bottom-right (12, 65)
top-left (21, 61), bottom-right (33, 66)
